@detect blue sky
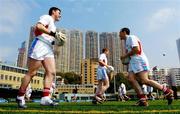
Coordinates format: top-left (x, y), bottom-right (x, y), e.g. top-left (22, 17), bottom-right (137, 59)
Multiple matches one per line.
top-left (0, 0), bottom-right (180, 68)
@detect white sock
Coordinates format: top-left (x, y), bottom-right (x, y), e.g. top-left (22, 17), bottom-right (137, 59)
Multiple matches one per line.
top-left (17, 96), bottom-right (24, 100)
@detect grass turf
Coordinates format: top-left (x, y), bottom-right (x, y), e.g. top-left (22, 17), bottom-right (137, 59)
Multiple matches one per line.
top-left (0, 100), bottom-right (180, 114)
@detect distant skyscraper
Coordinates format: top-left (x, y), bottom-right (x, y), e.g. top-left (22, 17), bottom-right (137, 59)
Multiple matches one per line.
top-left (149, 68), bottom-right (169, 85)
top-left (176, 38), bottom-right (180, 64)
top-left (69, 30), bottom-right (83, 74)
top-left (54, 28), bottom-right (70, 73)
top-left (17, 26), bottom-right (35, 68)
top-left (28, 26), bottom-right (36, 51)
top-left (99, 32), bottom-right (123, 73)
top-left (85, 31), bottom-right (98, 59)
top-left (168, 68), bottom-right (180, 87)
top-left (17, 41), bottom-right (28, 68)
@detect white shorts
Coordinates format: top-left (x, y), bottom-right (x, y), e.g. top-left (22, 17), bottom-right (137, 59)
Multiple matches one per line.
top-left (97, 67), bottom-right (108, 81)
top-left (128, 60), bottom-right (150, 74)
top-left (28, 38), bottom-right (54, 60)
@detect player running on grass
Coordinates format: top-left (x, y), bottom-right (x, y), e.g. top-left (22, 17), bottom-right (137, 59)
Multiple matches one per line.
top-left (16, 7), bottom-right (62, 108)
top-left (92, 48), bottom-right (114, 104)
top-left (119, 27), bottom-right (173, 106)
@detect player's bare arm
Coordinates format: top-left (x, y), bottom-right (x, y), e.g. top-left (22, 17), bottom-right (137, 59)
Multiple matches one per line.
top-left (36, 23), bottom-right (53, 36)
top-left (99, 60), bottom-right (108, 67)
top-left (121, 46), bottom-right (139, 60)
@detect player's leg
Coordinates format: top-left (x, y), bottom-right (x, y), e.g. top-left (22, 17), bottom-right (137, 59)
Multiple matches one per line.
top-left (136, 71), bottom-right (173, 105)
top-left (40, 57), bottom-right (58, 106)
top-left (97, 68), bottom-right (109, 102)
top-left (101, 78), bottom-right (109, 96)
top-left (101, 68), bottom-right (110, 93)
top-left (93, 68), bottom-right (104, 103)
top-left (17, 58), bottom-right (42, 108)
top-left (94, 80), bottom-right (103, 103)
top-left (128, 72), bottom-right (148, 106)
top-left (128, 72), bottom-right (144, 95)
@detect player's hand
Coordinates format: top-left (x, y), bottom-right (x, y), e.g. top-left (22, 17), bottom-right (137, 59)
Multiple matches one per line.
top-left (49, 31), bottom-right (66, 46)
top-left (55, 31), bottom-right (66, 42)
top-left (121, 55), bottom-right (130, 65)
top-left (120, 55), bottom-right (126, 60)
top-left (49, 31), bottom-right (56, 37)
top-left (107, 66), bottom-right (114, 72)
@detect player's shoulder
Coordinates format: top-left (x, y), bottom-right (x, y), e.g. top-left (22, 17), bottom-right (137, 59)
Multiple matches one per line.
top-left (99, 53), bottom-right (106, 58)
top-left (101, 53), bottom-right (106, 57)
top-left (40, 15), bottom-right (53, 21)
top-left (128, 35), bottom-right (138, 39)
top-left (128, 35), bottom-right (140, 41)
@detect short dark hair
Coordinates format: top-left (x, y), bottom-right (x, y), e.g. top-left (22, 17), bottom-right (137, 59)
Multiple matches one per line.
top-left (120, 27), bottom-right (130, 35)
top-left (49, 7), bottom-right (61, 15)
top-left (102, 48), bottom-right (109, 53)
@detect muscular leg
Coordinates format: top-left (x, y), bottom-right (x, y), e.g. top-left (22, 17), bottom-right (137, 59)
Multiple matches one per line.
top-left (136, 71), bottom-right (164, 90)
top-left (18, 58), bottom-right (42, 96)
top-left (95, 80), bottom-right (103, 95)
top-left (128, 72), bottom-right (143, 95)
top-left (42, 57), bottom-right (56, 97)
top-left (101, 78), bottom-right (109, 94)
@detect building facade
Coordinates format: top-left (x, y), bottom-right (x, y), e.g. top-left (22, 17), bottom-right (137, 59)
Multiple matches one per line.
top-left (17, 41), bottom-right (28, 68)
top-left (99, 32), bottom-right (123, 73)
top-left (176, 38), bottom-right (180, 64)
top-left (69, 30), bottom-right (83, 74)
top-left (54, 28), bottom-right (70, 73)
top-left (85, 31), bottom-right (98, 59)
top-left (56, 84), bottom-right (95, 94)
top-left (168, 68), bottom-right (180, 86)
top-left (81, 58), bottom-right (98, 85)
top-left (0, 63), bottom-right (44, 90)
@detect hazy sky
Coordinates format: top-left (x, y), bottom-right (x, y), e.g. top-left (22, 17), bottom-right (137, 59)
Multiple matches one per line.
top-left (0, 0), bottom-right (180, 68)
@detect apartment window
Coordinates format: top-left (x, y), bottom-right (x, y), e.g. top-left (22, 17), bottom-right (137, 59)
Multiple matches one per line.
top-left (37, 80), bottom-right (40, 84)
top-left (1, 74), bottom-right (4, 80)
top-left (9, 76), bottom-right (12, 81)
top-left (5, 75), bottom-right (8, 80)
top-left (13, 77), bottom-right (16, 81)
top-left (17, 77), bottom-right (20, 82)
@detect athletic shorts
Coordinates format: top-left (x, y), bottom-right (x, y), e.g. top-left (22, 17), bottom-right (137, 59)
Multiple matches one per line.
top-left (97, 67), bottom-right (108, 81)
top-left (28, 38), bottom-right (54, 60)
top-left (128, 61), bottom-right (150, 74)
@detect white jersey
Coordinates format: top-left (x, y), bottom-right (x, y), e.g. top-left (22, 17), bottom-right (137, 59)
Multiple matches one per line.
top-left (119, 83), bottom-right (126, 95)
top-left (35, 15), bottom-right (56, 43)
top-left (97, 53), bottom-right (108, 80)
top-left (29, 15), bottom-right (56, 60)
top-left (126, 35), bottom-right (148, 64)
top-left (25, 84), bottom-right (32, 97)
top-left (147, 86), bottom-right (153, 93)
top-left (98, 53), bottom-right (107, 68)
top-left (126, 35), bottom-right (150, 73)
top-left (50, 82), bottom-right (56, 94)
top-left (142, 84), bottom-right (148, 94)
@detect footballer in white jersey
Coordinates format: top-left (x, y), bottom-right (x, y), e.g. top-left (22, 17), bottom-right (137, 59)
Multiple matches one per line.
top-left (93, 48), bottom-right (110, 104)
top-left (125, 35), bottom-right (150, 74)
top-left (119, 27), bottom-right (173, 106)
top-left (17, 7), bottom-right (61, 108)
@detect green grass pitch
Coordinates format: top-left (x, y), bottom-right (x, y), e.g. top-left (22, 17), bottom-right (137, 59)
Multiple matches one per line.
top-left (0, 100), bottom-right (180, 114)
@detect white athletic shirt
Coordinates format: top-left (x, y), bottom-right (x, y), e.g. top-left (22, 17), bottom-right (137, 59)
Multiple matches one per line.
top-left (98, 53), bottom-right (107, 68)
top-left (35, 15), bottom-right (56, 43)
top-left (120, 83), bottom-right (126, 95)
top-left (125, 35), bottom-right (149, 64)
top-left (142, 84), bottom-right (148, 94)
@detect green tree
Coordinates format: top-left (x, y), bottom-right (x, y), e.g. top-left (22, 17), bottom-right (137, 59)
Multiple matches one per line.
top-left (56, 72), bottom-right (81, 84)
top-left (107, 72), bottom-right (131, 93)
